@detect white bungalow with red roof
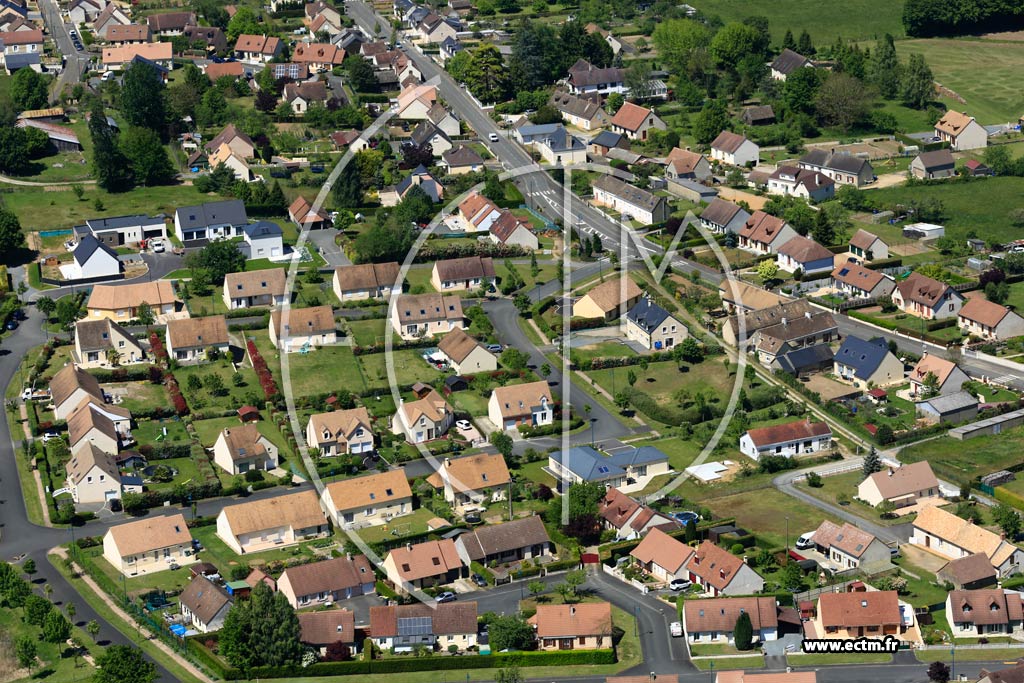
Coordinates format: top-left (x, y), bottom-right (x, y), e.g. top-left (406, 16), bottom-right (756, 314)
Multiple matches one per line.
top-left (739, 419), bottom-right (832, 460)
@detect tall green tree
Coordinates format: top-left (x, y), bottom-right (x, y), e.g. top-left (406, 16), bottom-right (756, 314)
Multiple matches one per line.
top-left (88, 101), bottom-right (134, 192)
top-left (692, 100), bottom-right (729, 145)
top-left (93, 645), bottom-right (157, 683)
top-left (868, 34), bottom-right (901, 99)
top-left (218, 582), bottom-right (302, 670)
top-left (226, 6), bottom-right (261, 42)
top-left (15, 635), bottom-right (36, 672)
top-left (195, 87), bottom-right (229, 128)
top-left (10, 68), bottom-right (49, 110)
top-left (509, 20), bottom-right (560, 91)
top-left (344, 55), bottom-right (377, 92)
top-left (120, 61), bottom-right (167, 134)
top-left (862, 446), bottom-right (881, 477)
top-left (0, 207), bottom-right (24, 254)
top-left (624, 62), bottom-right (654, 101)
top-left (331, 159), bottom-right (363, 209)
top-left (782, 66), bottom-right (821, 114)
top-left (486, 614), bottom-right (535, 651)
top-left (463, 45), bottom-right (509, 104)
top-left (814, 72), bottom-right (871, 132)
top-left (733, 611), bottom-right (753, 650)
top-left (186, 240), bottom-right (246, 285)
top-left (781, 29), bottom-right (796, 51)
top-left (797, 30), bottom-right (815, 56)
top-left (120, 127), bottom-right (174, 186)
top-left (709, 22), bottom-right (765, 69)
top-left (42, 609), bottom-right (71, 643)
top-left (652, 19), bottom-right (711, 80)
top-left (900, 53), bottom-right (934, 109)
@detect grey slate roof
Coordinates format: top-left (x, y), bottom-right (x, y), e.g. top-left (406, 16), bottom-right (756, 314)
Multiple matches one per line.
top-left (242, 220), bottom-right (282, 239)
top-left (442, 144), bottom-right (482, 167)
top-left (916, 149), bottom-right (955, 172)
top-left (771, 48), bottom-right (810, 75)
top-left (592, 174), bottom-right (663, 212)
top-left (410, 120), bottom-right (449, 148)
top-left (175, 199), bottom-right (247, 231)
top-left (590, 130), bottom-right (624, 148)
top-left (626, 297), bottom-right (673, 331)
top-left (833, 336), bottom-right (891, 379)
top-left (773, 344), bottom-right (834, 374)
top-left (73, 234), bottom-right (118, 266)
top-left (918, 391), bottom-right (979, 414)
top-left (800, 149), bottom-right (870, 175)
top-left (86, 214), bottom-right (164, 232)
top-left (700, 198), bottom-right (744, 227)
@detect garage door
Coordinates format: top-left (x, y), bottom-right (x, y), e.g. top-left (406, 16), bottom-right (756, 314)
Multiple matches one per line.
top-left (104, 490), bottom-right (119, 501)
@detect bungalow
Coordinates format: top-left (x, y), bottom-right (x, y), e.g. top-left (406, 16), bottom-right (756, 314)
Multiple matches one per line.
top-left (270, 305), bottom-right (337, 353)
top-left (370, 602), bottom-right (478, 652)
top-left (572, 277), bottom-right (643, 321)
top-left (173, 199), bottom-right (248, 244)
top-left (489, 210), bottom-right (538, 250)
top-left (737, 211), bottom-right (797, 255)
top-left (767, 166), bottom-right (835, 202)
top-left (566, 59), bottom-right (625, 96)
top-left (591, 174), bottom-right (670, 225)
top-left (49, 364), bottom-right (103, 421)
top-left (808, 590), bottom-right (910, 641)
top-left (916, 391), bottom-right (979, 425)
top-left (209, 143), bottom-right (255, 182)
top-left (101, 43), bottom-right (173, 71)
top-left (665, 147), bottom-right (712, 183)
top-left (393, 387), bottom-right (454, 444)
top-left (588, 130), bottom-right (628, 156)
top-left (441, 145), bottom-right (484, 175)
top-left (599, 487), bottom-right (678, 540)
top-left (183, 24), bottom-right (226, 53)
top-left (64, 235), bottom-right (121, 281)
top-left (739, 419), bottom-right (832, 460)
top-left (390, 293), bottom-right (465, 339)
top-left (86, 280), bottom-right (180, 323)
top-left (893, 272), bottom-right (965, 320)
top-left (74, 319), bottom-right (143, 368)
top-left (333, 262), bottom-right (400, 301)
top-left (549, 91), bottom-right (610, 131)
top-left (858, 461), bottom-right (940, 510)
top-left (833, 336), bottom-right (904, 389)
top-left (710, 131), bottom-right (759, 167)
top-left (907, 353), bottom-right (969, 399)
top-left (830, 262), bottom-right (896, 299)
top-left (809, 520), bottom-right (892, 572)
top-left (625, 298), bottom-right (687, 351)
top-left (529, 603), bottom-right (613, 650)
top-left (798, 150), bottom-right (874, 188)
top-left (67, 399), bottom-right (120, 456)
top-left (288, 194), bottom-right (329, 230)
top-left (776, 235), bottom-right (835, 277)
top-left (700, 199), bottom-right (751, 236)
top-left (422, 102), bottom-right (460, 138)
top-left (946, 589), bottom-right (1024, 638)
top-left (305, 0), bottom-right (342, 25)
top-left (239, 222), bottom-right (283, 261)
top-left (284, 81), bottom-right (329, 115)
top-left (959, 298), bottom-right (1024, 341)
top-left (610, 101), bottom-right (665, 141)
top-left (145, 11), bottom-right (194, 36)
top-left (911, 506), bottom-right (1024, 576)
top-left (426, 452), bottom-right (510, 507)
top-left (102, 513), bottom-right (195, 576)
top-left (547, 445), bottom-right (670, 488)
top-left (430, 256), bottom-right (496, 292)
top-left (395, 84), bottom-right (437, 120)
top-left (278, 555), bottom-right (376, 609)
top-left (457, 191), bottom-right (502, 233)
top-left (683, 597), bottom-right (779, 644)
top-left (910, 149), bottom-right (957, 180)
top-left (937, 554), bottom-right (999, 591)
top-left (212, 424), bottom-right (278, 475)
top-left (718, 279), bottom-right (787, 314)
top-left (298, 610), bottom-right (356, 654)
top-left (305, 407), bottom-right (374, 457)
top-left (436, 327), bottom-right (497, 374)
top-left (292, 42), bottom-right (344, 72)
top-left (516, 123), bottom-right (587, 165)
top-left (935, 110), bottom-right (987, 151)
top-left (686, 540), bottom-right (765, 596)
top-left (455, 515), bottom-right (551, 566)
top-left (383, 538), bottom-right (465, 593)
top-left (488, 381), bottom-right (553, 431)
top-left (770, 48), bottom-right (811, 81)
top-left (407, 120), bottom-right (453, 158)
top-left (223, 269), bottom-right (287, 310)
top-left (630, 527), bottom-right (694, 582)
top-left (321, 469), bottom-right (413, 528)
top-left (216, 489), bottom-right (327, 554)
top-left (379, 164), bottom-right (443, 206)
top-left (104, 24), bottom-right (151, 45)
top-left (165, 315), bottom-right (229, 364)
top-left (849, 229), bottom-right (889, 261)
top-left (65, 444), bottom-right (121, 504)
top-left (72, 213), bottom-right (166, 248)
top-left (723, 299), bottom-right (814, 348)
top-left (234, 33), bottom-right (283, 63)
top-left (178, 577), bottom-right (232, 633)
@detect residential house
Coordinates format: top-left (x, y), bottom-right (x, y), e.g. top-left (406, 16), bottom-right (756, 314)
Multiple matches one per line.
top-left (178, 577), bottom-right (232, 633)
top-left (916, 391), bottom-right (980, 425)
top-left (268, 61), bottom-right (311, 82)
top-left (101, 43), bottom-right (173, 71)
top-left (165, 315), bottom-right (229, 364)
top-left (298, 610), bottom-right (356, 654)
top-left (73, 319), bottom-right (143, 368)
top-left (50, 364), bottom-right (103, 421)
top-left (686, 541), bottom-right (765, 596)
top-left (278, 555), bottom-right (376, 608)
top-left (425, 103), bottom-right (460, 137)
top-left (454, 515), bottom-right (551, 566)
top-left (549, 91), bottom-right (610, 130)
top-left (858, 461), bottom-right (940, 510)
top-left (630, 527), bottom-right (694, 582)
top-left (146, 11), bottom-right (194, 35)
top-left (739, 419), bottom-right (832, 460)
top-left (292, 42), bottom-right (344, 72)
top-left (216, 490), bottom-right (328, 554)
top-left (722, 299), bottom-right (814, 348)
top-left (753, 309), bottom-right (838, 366)
top-left (69, 0), bottom-right (104, 24)
top-left (269, 305), bottom-right (337, 353)
top-left (833, 336), bottom-right (904, 389)
top-left (0, 26), bottom-right (40, 60)
top-left (457, 191), bottom-right (502, 233)
top-left (770, 48), bottom-right (811, 80)
top-left (333, 262), bottom-right (400, 301)
top-left (395, 83), bottom-right (437, 119)
top-left (710, 131), bottom-right (759, 167)
top-left (73, 213), bottom-right (167, 248)
top-left (566, 59), bottom-right (625, 96)
top-left (718, 279), bottom-right (787, 314)
top-left (808, 590), bottom-right (910, 641)
top-left (592, 174), bottom-right (670, 225)
top-left (849, 229), bottom-right (889, 261)
top-left (369, 602), bottom-right (478, 652)
top-left (408, 120), bottom-right (452, 158)
top-left (610, 101), bottom-right (666, 141)
top-left (488, 381), bottom-right (553, 431)
top-left (907, 353), bottom-right (969, 399)
top-left (830, 262), bottom-right (896, 299)
top-left (414, 12), bottom-right (457, 44)
top-left (212, 424), bottom-right (279, 475)
top-left (65, 444), bottom-right (121, 504)
top-left (436, 327), bottom-right (497, 374)
top-left (959, 298), bottom-right (1024, 341)
top-left (383, 538), bottom-right (465, 592)
top-left (911, 506), bottom-right (1024, 576)
top-left (516, 123), bottom-right (587, 165)
top-left (588, 130), bottom-right (628, 156)
top-left (683, 597), bottom-right (779, 644)
top-left (390, 293), bottom-right (465, 339)
top-left (529, 603), bottom-right (613, 650)
top-left (767, 166), bottom-right (836, 202)
top-left (203, 123), bottom-right (255, 159)
top-left (305, 0), bottom-right (342, 25)
top-left (284, 80), bottom-right (329, 115)
top-left (547, 445), bottom-right (670, 488)
top-left (438, 35), bottom-right (463, 63)
top-left (489, 210), bottom-right (538, 250)
top-left (321, 469), bottom-right (413, 527)
top-left (173, 199), bottom-right (248, 244)
top-left (105, 24), bottom-right (151, 45)
top-left (892, 272), bottom-right (965, 320)
top-left (911, 149), bottom-right (957, 180)
top-left (809, 520), bottom-right (892, 572)
top-left (737, 211), bottom-right (797, 255)
top-left (426, 452), bottom-right (510, 508)
top-left (223, 269), bottom-right (287, 310)
top-left (935, 111), bottom-right (988, 151)
top-left (286, 195), bottom-right (330, 231)
top-left (102, 513), bottom-right (195, 576)
top-left (70, 396), bottom-right (130, 440)
top-left (86, 280), bottom-right (180, 323)
top-left (798, 150), bottom-right (874, 188)
top-left (937, 554), bottom-right (998, 591)
top-left (235, 34), bottom-right (283, 63)
top-left (572, 278), bottom-right (644, 320)
top-left (183, 24), bottom-right (226, 53)
top-left (305, 407), bottom-right (374, 457)
top-left (625, 298), bottom-right (687, 351)
top-left (700, 199), bottom-right (750, 235)
top-left (208, 142), bottom-right (253, 182)
top-left (65, 235), bottom-right (121, 281)
top-left (92, 4), bottom-right (131, 38)
top-left (380, 163), bottom-right (443, 206)
top-left (393, 387), bottom-right (454, 444)
top-left (441, 145), bottom-right (484, 175)
top-left (776, 235), bottom-right (835, 277)
top-left (946, 589), bottom-right (1024, 638)
top-left (599, 487), bottom-right (677, 540)
top-left (665, 147), bottom-right (712, 183)
top-left (430, 256), bottom-right (495, 292)
top-left (741, 104), bottom-right (776, 125)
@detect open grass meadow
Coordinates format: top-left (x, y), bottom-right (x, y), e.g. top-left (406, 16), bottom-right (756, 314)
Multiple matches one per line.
top-left (897, 424), bottom-right (1024, 482)
top-left (695, 0), bottom-right (902, 43)
top-left (705, 487), bottom-right (843, 548)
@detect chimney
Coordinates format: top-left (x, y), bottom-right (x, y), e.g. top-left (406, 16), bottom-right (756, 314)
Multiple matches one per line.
top-left (805, 311), bottom-right (812, 320)
top-left (347, 552), bottom-right (353, 560)
top-left (406, 543), bottom-right (413, 551)
top-left (781, 317), bottom-right (787, 326)
top-left (888, 468), bottom-right (894, 477)
top-left (445, 457), bottom-right (451, 468)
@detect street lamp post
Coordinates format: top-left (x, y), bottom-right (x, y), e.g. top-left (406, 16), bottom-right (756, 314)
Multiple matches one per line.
top-left (951, 645), bottom-right (955, 682)
top-left (785, 516), bottom-right (790, 555)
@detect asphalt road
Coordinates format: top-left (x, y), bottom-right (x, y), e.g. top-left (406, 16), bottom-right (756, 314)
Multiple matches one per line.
top-left (39, 0), bottom-right (89, 97)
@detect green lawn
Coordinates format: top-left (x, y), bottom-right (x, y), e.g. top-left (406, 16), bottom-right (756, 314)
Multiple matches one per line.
top-left (351, 507), bottom-right (440, 543)
top-left (131, 417), bottom-right (189, 448)
top-left (357, 348), bottom-right (447, 391)
top-left (495, 262), bottom-right (558, 294)
top-left (191, 413), bottom-right (292, 455)
top-left (891, 556), bottom-right (952, 608)
top-left (171, 357), bottom-right (262, 412)
top-left (516, 458), bottom-right (557, 488)
top-left (692, 655), bottom-right (765, 671)
top-left (347, 318), bottom-right (389, 347)
top-left (706, 487), bottom-right (843, 549)
top-left (281, 344), bottom-right (369, 395)
top-left (145, 457), bottom-right (202, 491)
top-left (898, 424), bottom-right (1024, 483)
top-left (693, 0), bottom-right (903, 42)
top-left (80, 544), bottom-right (196, 596)
top-left (788, 652), bottom-right (893, 666)
top-left (629, 436), bottom-right (701, 472)
top-left (915, 647), bottom-right (1024, 663)
top-left (104, 380), bottom-right (173, 414)
top-left (570, 341), bottom-right (638, 364)
top-left (449, 388), bottom-right (491, 417)
top-left (189, 524), bottom-right (324, 576)
top-left (797, 470), bottom-right (908, 525)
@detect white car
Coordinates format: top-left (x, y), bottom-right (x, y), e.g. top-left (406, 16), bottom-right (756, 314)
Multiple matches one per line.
top-left (488, 133), bottom-right (499, 142)
top-left (670, 621), bottom-right (683, 637)
top-left (41, 432), bottom-right (61, 443)
top-left (456, 419), bottom-right (472, 430)
top-left (669, 578), bottom-right (692, 591)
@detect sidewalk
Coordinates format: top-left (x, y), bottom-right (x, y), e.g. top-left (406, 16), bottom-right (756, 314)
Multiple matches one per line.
top-left (20, 404), bottom-right (51, 526)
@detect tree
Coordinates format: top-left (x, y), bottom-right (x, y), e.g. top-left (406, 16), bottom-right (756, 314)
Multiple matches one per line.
top-left (779, 560), bottom-right (803, 589)
top-left (15, 635), bottom-right (36, 672)
top-left (344, 55), bottom-right (377, 92)
top-left (675, 337), bottom-right (703, 363)
top-left (22, 559), bottom-right (35, 576)
top-left (756, 259), bottom-right (778, 285)
top-left (43, 609), bottom-right (72, 643)
top-left (733, 611), bottom-right (753, 650)
top-left (651, 19), bottom-right (711, 80)
top-left (709, 22), bottom-right (764, 69)
top-left (605, 92), bottom-right (624, 114)
top-left (815, 72), bottom-right (871, 132)
top-left (782, 29), bottom-right (796, 51)
top-left (565, 569), bottom-right (586, 596)
top-left (186, 240), bottom-right (246, 286)
top-left (0, 207), bottom-right (24, 253)
top-left (24, 594), bottom-right (52, 626)
top-left (528, 580), bottom-right (545, 597)
top-left (624, 62), bottom-right (654, 101)
top-left (863, 446), bottom-right (881, 477)
top-left (900, 53), bottom-right (934, 109)
top-left (500, 347), bottom-right (530, 371)
top-left (986, 280), bottom-right (1010, 305)
top-left (226, 6), bottom-right (261, 42)
top-left (65, 601), bottom-right (76, 625)
top-left (120, 62), bottom-right (166, 134)
top-left (86, 620), bottom-right (100, 642)
top-left (135, 302), bottom-right (155, 327)
top-left (0, 128), bottom-right (46, 175)
top-left (993, 503), bottom-right (1022, 538)
top-left (94, 645), bottom-right (157, 683)
top-left (36, 296), bottom-right (55, 321)
top-left (868, 34), bottom-right (901, 99)
top-left (875, 423), bottom-right (894, 445)
top-left (218, 582), bottom-right (302, 670)
top-left (332, 159), bottom-right (363, 209)
top-left (196, 88), bottom-right (229, 128)
top-left (120, 126), bottom-right (174, 186)
top-left (797, 30), bottom-right (815, 56)
top-left (353, 221), bottom-right (414, 264)
top-left (489, 431), bottom-right (514, 461)
top-left (810, 209), bottom-right (834, 246)
top-left (684, 518), bottom-right (697, 543)
top-left (88, 101), bottom-right (134, 192)
top-left (495, 665), bottom-right (524, 683)
top-left (487, 614), bottom-right (535, 651)
top-left (783, 67), bottom-right (822, 114)
top-left (693, 100), bottom-right (729, 146)
top-left (463, 45), bottom-right (510, 104)
top-left (927, 661), bottom-right (951, 683)
top-left (10, 68), bottom-right (49, 110)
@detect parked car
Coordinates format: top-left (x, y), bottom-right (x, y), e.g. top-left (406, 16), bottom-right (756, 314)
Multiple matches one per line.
top-left (486, 344), bottom-right (502, 353)
top-left (795, 533), bottom-right (815, 550)
top-left (41, 432), bottom-right (61, 443)
top-left (670, 621), bottom-right (683, 637)
top-left (435, 592), bottom-right (456, 603)
top-left (669, 578), bottom-right (692, 592)
top-left (471, 574), bottom-right (487, 587)
top-left (13, 309), bottom-right (26, 320)
top-left (5, 320), bottom-right (17, 331)
top-left (456, 419), bottom-right (472, 430)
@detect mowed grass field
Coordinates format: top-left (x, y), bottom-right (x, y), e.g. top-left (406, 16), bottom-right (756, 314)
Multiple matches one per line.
top-left (696, 0), bottom-right (903, 43)
top-left (896, 38), bottom-right (1024, 123)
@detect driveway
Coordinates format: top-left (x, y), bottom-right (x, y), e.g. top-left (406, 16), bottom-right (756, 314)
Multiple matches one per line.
top-left (306, 229), bottom-right (351, 267)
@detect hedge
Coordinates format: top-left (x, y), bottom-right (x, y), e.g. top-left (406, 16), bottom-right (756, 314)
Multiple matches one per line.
top-left (90, 365), bottom-right (162, 383)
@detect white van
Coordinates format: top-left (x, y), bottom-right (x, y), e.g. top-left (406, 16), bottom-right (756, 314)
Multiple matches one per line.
top-left (795, 533), bottom-right (815, 550)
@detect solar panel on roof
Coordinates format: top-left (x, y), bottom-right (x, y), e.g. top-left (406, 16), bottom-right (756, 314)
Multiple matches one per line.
top-left (397, 616), bottom-right (433, 636)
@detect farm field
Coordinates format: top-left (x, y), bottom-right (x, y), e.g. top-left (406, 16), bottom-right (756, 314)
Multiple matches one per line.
top-left (705, 487), bottom-right (844, 548)
top-left (898, 425), bottom-right (1024, 482)
top-left (694, 0), bottom-right (902, 43)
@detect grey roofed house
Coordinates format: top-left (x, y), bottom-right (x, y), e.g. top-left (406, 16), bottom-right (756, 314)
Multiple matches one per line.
top-left (592, 175), bottom-right (664, 213)
top-left (590, 130), bottom-right (626, 149)
top-left (85, 214), bottom-right (165, 234)
top-left (771, 48), bottom-right (811, 76)
top-left (376, 70), bottom-right (399, 86)
top-left (409, 120), bottom-right (450, 149)
top-left (549, 90), bottom-right (603, 120)
top-left (178, 576), bottom-right (232, 628)
top-left (800, 149), bottom-right (871, 175)
top-left (175, 199), bottom-right (247, 232)
top-left (566, 59), bottom-right (625, 88)
top-left (75, 318), bottom-right (140, 352)
top-left (699, 197), bottom-right (746, 229)
top-left (757, 310), bottom-right (837, 347)
top-left (772, 344), bottom-right (834, 375)
top-left (710, 130), bottom-right (750, 154)
top-left (626, 298), bottom-right (673, 332)
top-left (242, 220), bottom-right (282, 241)
top-left (833, 336), bottom-right (891, 380)
top-left (442, 145), bottom-right (482, 168)
top-left (434, 255), bottom-right (495, 283)
top-left (917, 391), bottom-right (979, 416)
top-left (915, 149), bottom-right (956, 173)
top-left (74, 235), bottom-right (119, 266)
top-left (605, 147), bottom-right (644, 165)
top-left (456, 516), bottom-right (551, 562)
top-left (395, 164), bottom-right (442, 203)
top-left (3, 51), bottom-right (39, 70)
top-left (939, 553), bottom-right (999, 590)
top-left (608, 445), bottom-right (668, 468)
top-left (741, 104), bottom-right (775, 125)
